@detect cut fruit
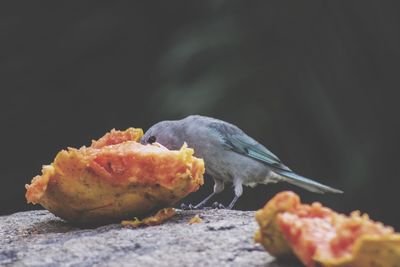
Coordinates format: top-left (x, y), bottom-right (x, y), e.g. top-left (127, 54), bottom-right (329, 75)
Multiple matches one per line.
top-left (26, 128), bottom-right (204, 226)
top-left (255, 191), bottom-right (400, 267)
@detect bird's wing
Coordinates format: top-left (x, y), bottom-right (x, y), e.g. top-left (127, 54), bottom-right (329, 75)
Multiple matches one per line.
top-left (209, 122), bottom-right (290, 172)
top-left (208, 121), bottom-right (343, 194)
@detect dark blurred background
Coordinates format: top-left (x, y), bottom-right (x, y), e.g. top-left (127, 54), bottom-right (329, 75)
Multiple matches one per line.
top-left (1, 1), bottom-right (399, 228)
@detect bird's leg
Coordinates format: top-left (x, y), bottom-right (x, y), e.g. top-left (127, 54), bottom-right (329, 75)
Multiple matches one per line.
top-left (227, 178), bottom-right (243, 210)
top-left (194, 192), bottom-right (216, 209)
top-left (227, 195), bottom-right (240, 209)
top-left (194, 179), bottom-right (224, 209)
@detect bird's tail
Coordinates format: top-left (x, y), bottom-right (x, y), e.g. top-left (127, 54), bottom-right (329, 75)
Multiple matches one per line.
top-left (273, 169), bottom-right (343, 194)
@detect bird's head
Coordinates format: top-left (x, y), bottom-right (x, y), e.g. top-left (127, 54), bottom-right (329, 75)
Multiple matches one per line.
top-left (141, 120), bottom-right (184, 150)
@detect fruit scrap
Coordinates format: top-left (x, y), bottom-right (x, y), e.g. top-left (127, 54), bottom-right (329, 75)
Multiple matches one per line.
top-left (188, 214), bottom-right (203, 224)
top-left (255, 191), bottom-right (400, 267)
top-left (121, 208), bottom-right (176, 228)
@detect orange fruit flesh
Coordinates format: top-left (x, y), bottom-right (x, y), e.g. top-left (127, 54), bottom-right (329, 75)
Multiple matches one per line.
top-left (90, 128), bottom-right (144, 148)
top-left (83, 140), bottom-right (201, 189)
top-left (255, 191), bottom-right (400, 267)
top-left (25, 128), bottom-right (204, 225)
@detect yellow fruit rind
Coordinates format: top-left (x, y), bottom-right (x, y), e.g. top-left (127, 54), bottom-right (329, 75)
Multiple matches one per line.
top-left (314, 234), bottom-right (400, 267)
top-left (254, 192), bottom-right (298, 257)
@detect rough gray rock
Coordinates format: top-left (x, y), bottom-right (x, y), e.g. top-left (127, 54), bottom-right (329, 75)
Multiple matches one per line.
top-left (0, 209), bottom-right (299, 267)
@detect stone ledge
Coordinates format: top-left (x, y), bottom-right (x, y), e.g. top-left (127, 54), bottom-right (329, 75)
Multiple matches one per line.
top-left (0, 209), bottom-right (298, 267)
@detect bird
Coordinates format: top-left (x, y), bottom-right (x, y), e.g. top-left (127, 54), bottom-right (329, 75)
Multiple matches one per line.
top-left (141, 115), bottom-right (343, 209)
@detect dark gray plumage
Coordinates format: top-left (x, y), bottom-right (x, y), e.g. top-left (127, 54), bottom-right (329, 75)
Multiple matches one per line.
top-left (141, 115), bottom-right (342, 209)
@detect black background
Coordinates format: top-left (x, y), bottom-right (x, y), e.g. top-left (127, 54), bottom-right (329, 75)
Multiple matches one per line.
top-left (1, 1), bottom-right (400, 228)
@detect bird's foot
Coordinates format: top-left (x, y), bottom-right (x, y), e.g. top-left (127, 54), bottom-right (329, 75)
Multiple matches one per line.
top-left (181, 202), bottom-right (226, 210)
top-left (211, 202), bottom-right (226, 209)
top-left (180, 203), bottom-right (196, 210)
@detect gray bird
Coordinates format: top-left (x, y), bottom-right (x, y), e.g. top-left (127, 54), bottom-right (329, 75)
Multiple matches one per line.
top-left (141, 115), bottom-right (343, 209)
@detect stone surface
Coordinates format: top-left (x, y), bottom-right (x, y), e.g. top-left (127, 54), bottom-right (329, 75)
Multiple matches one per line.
top-left (0, 209), bottom-right (299, 267)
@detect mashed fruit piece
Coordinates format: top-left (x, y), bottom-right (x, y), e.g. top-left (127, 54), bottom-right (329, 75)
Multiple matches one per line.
top-left (121, 208), bottom-right (177, 228)
top-left (26, 128), bottom-right (204, 226)
top-left (255, 191), bottom-right (400, 267)
top-left (188, 214), bottom-right (203, 224)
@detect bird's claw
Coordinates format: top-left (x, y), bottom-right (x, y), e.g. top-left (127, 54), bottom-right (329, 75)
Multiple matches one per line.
top-left (180, 203), bottom-right (196, 210)
top-left (180, 203), bottom-right (190, 210)
top-left (211, 202), bottom-right (226, 209)
top-left (218, 203), bottom-right (226, 209)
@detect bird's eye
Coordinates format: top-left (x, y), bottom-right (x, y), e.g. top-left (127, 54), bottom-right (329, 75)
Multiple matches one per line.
top-left (147, 136), bottom-right (156, 144)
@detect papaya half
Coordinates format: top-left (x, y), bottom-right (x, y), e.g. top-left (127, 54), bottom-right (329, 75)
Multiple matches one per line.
top-left (26, 128), bottom-right (204, 226)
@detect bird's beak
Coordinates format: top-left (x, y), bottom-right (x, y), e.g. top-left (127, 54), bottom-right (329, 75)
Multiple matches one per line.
top-left (139, 137), bottom-right (146, 145)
